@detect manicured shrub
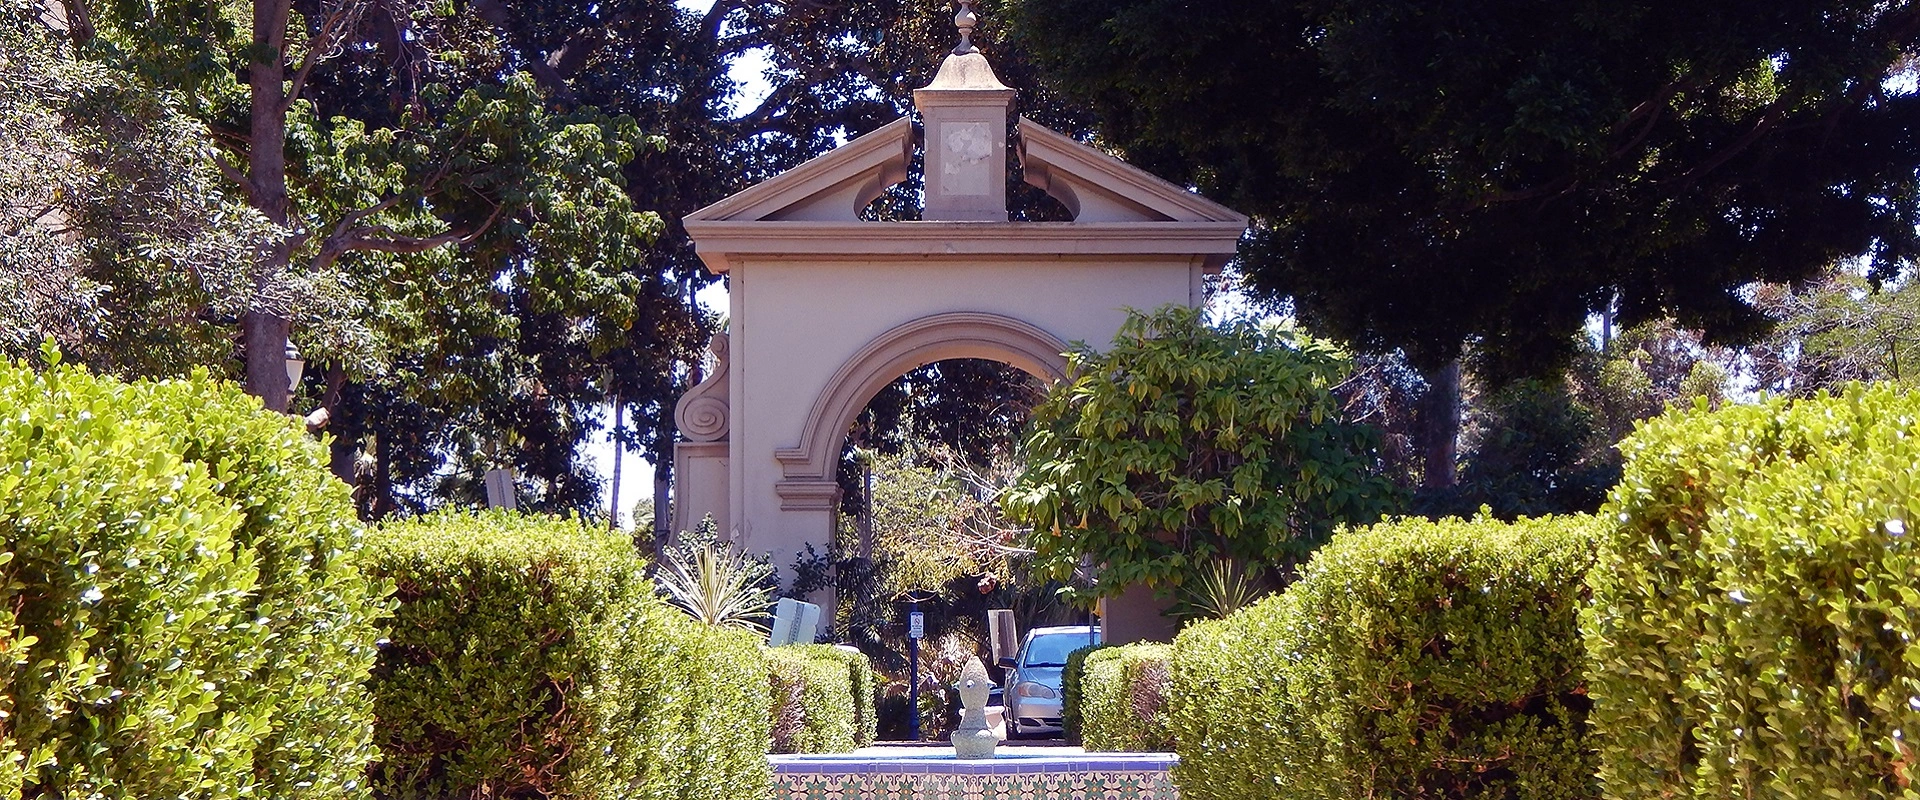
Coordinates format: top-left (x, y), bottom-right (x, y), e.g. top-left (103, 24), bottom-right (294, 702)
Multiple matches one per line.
top-left (0, 358), bottom-right (385, 799)
top-left (1169, 514), bottom-right (1600, 800)
top-left (363, 511), bottom-right (770, 800)
top-left (634, 605), bottom-right (773, 800)
top-left (807, 645), bottom-right (879, 747)
top-left (1080, 643), bottom-right (1174, 752)
top-left (1059, 642), bottom-right (1111, 743)
top-left (1588, 385), bottom-right (1920, 799)
top-left (765, 644), bottom-right (877, 753)
top-left (1004, 305), bottom-right (1398, 605)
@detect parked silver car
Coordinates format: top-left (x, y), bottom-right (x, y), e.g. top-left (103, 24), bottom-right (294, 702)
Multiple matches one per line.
top-left (999, 625), bottom-right (1101, 738)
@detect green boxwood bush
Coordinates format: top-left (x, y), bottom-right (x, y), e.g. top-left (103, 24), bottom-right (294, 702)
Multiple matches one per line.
top-left (809, 645), bottom-right (879, 747)
top-left (1059, 642), bottom-right (1111, 743)
top-left (363, 511), bottom-right (770, 800)
top-left (765, 644), bottom-right (877, 753)
top-left (0, 358), bottom-right (385, 799)
top-left (1588, 385), bottom-right (1920, 799)
top-left (1080, 643), bottom-right (1174, 752)
top-left (1169, 515), bottom-right (1600, 800)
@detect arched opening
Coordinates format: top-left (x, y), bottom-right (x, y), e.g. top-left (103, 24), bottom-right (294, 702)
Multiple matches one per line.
top-left (773, 312), bottom-right (1069, 506)
top-left (773, 316), bottom-right (1095, 742)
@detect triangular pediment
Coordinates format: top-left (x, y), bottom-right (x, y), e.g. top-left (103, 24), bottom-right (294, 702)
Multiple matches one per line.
top-left (1016, 118), bottom-right (1247, 225)
top-left (681, 113), bottom-right (1249, 275)
top-left (685, 117), bottom-right (915, 224)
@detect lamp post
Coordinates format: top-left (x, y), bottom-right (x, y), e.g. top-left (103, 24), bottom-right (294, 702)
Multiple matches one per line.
top-left (284, 341), bottom-right (305, 399)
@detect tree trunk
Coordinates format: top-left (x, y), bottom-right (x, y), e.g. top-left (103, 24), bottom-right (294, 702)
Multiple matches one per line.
top-left (1420, 360), bottom-right (1462, 489)
top-left (323, 365), bottom-right (358, 484)
top-left (652, 435), bottom-right (672, 554)
top-left (244, 310), bottom-right (292, 412)
top-left (608, 395), bottom-right (624, 529)
top-left (242, 0), bottom-right (294, 412)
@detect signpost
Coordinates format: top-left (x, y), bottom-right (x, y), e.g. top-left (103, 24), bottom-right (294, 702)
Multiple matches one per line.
top-left (907, 601), bottom-right (924, 741)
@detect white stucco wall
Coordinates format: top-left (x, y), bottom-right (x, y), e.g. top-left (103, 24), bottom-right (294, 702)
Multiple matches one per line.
top-left (727, 253), bottom-right (1205, 571)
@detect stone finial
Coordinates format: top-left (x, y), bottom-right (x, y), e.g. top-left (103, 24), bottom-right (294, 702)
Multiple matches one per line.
top-left (917, 0), bottom-right (1013, 221)
top-left (953, 1), bottom-right (980, 55)
top-left (951, 657), bottom-right (998, 758)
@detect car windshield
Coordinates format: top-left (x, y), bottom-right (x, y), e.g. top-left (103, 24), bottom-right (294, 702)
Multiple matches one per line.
top-left (1022, 632), bottom-right (1097, 667)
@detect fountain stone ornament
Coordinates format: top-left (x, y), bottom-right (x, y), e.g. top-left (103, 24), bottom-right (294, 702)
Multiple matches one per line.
top-left (950, 657), bottom-right (998, 758)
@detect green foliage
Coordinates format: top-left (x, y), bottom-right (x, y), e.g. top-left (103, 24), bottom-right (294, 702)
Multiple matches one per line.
top-left (1059, 643), bottom-right (1111, 743)
top-left (813, 646), bottom-right (881, 749)
top-left (1180, 559), bottom-right (1266, 621)
top-left (1747, 271), bottom-right (1920, 395)
top-left (656, 517), bottom-right (774, 633)
top-left (1421, 375), bottom-right (1617, 519)
top-left (1168, 514), bottom-right (1600, 800)
top-left (861, 451), bottom-right (979, 593)
top-left (1012, 0), bottom-right (1920, 380)
top-left (764, 645), bottom-right (877, 754)
top-left (640, 609), bottom-right (776, 800)
top-left (1004, 305), bottom-right (1397, 601)
top-left (0, 2), bottom-right (282, 370)
top-left (1079, 644), bottom-right (1174, 752)
top-left (363, 511), bottom-right (770, 799)
top-left (0, 354), bottom-right (384, 799)
top-left (1587, 384), bottom-right (1920, 799)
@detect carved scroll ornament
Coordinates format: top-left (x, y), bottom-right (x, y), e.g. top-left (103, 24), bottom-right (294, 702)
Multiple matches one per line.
top-left (675, 333), bottom-right (731, 442)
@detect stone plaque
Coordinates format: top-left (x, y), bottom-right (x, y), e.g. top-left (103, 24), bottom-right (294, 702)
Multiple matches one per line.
top-left (939, 121), bottom-right (994, 196)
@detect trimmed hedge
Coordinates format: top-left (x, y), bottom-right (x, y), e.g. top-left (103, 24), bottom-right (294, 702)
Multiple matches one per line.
top-left (1169, 515), bottom-right (1600, 800)
top-left (0, 359), bottom-right (385, 799)
top-left (1059, 643), bottom-right (1111, 743)
top-left (766, 644), bottom-right (877, 753)
top-left (1588, 385), bottom-right (1920, 799)
top-left (363, 511), bottom-right (770, 800)
top-left (1080, 643), bottom-right (1174, 752)
top-left (809, 645), bottom-right (879, 748)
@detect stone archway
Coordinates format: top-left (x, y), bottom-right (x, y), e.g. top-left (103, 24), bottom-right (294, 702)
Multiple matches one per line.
top-left (772, 312), bottom-right (1068, 509)
top-left (668, 18), bottom-right (1247, 634)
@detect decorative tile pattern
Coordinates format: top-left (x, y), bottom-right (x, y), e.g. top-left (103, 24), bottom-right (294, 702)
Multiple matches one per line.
top-left (770, 752), bottom-right (1178, 800)
top-left (772, 769), bottom-right (1174, 799)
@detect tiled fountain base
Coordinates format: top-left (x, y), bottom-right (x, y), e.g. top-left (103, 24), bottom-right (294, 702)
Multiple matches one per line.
top-left (769, 747), bottom-right (1177, 800)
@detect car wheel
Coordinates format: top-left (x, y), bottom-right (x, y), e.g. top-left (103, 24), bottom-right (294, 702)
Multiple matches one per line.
top-left (1006, 718), bottom-right (1023, 740)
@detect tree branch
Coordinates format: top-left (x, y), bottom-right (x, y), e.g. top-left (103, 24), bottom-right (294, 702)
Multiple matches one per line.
top-left (311, 201), bottom-right (507, 273)
top-left (468, 0), bottom-right (583, 104)
top-left (56, 0), bottom-right (95, 47)
top-left (283, 1), bottom-right (364, 112)
top-left (214, 153), bottom-right (251, 193)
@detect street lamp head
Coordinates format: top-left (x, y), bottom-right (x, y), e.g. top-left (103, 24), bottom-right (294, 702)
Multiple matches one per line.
top-left (284, 341), bottom-right (305, 394)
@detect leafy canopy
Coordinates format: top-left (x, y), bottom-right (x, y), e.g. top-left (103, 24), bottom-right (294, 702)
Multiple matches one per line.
top-left (1011, 0), bottom-right (1920, 380)
top-left (1003, 305), bottom-right (1397, 601)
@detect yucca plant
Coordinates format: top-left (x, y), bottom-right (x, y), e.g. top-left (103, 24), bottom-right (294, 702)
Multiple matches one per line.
top-left (656, 520), bottom-right (775, 633)
top-left (1181, 559), bottom-right (1266, 621)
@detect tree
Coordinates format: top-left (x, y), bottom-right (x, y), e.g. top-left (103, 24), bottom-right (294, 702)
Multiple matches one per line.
top-left (1419, 323), bottom-right (1729, 519)
top-left (1010, 0), bottom-right (1920, 382)
top-left (333, 0), bottom-right (1086, 524)
top-left (42, 0), bottom-right (677, 516)
top-left (1002, 306), bottom-right (1398, 603)
top-left (1746, 268), bottom-right (1920, 394)
top-left (1, 1), bottom-right (279, 368)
